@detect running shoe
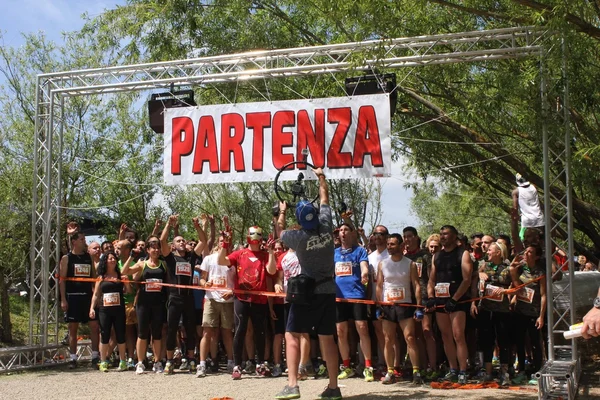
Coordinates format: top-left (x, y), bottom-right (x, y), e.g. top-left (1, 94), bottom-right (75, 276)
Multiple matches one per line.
top-left (232, 365), bottom-right (242, 380)
top-left (492, 356), bottom-right (500, 366)
top-left (298, 365), bottom-right (309, 381)
top-left (363, 366), bottom-right (374, 382)
top-left (179, 358), bottom-right (190, 371)
top-left (227, 363), bottom-right (234, 374)
top-left (318, 386), bottom-right (342, 400)
top-left (127, 358), bottom-right (135, 370)
top-left (442, 370), bottom-right (458, 382)
top-left (68, 359), bottom-right (77, 370)
top-left (316, 363), bottom-right (328, 379)
top-left (272, 364), bottom-right (283, 377)
top-left (164, 361), bottom-right (174, 375)
top-left (512, 371), bottom-right (528, 385)
top-left (135, 361), bottom-right (146, 375)
top-left (381, 372), bottom-right (396, 385)
top-left (528, 377), bottom-right (539, 386)
top-left (189, 360), bottom-right (197, 374)
top-left (413, 370), bottom-right (423, 385)
top-left (99, 361), bottom-right (109, 372)
top-left (153, 361), bottom-right (164, 374)
top-left (275, 385), bottom-right (301, 400)
top-left (304, 362), bottom-right (316, 378)
top-left (256, 362), bottom-right (271, 376)
top-left (117, 360), bottom-right (128, 372)
top-left (338, 366), bottom-right (355, 379)
top-left (457, 372), bottom-right (467, 385)
top-left (91, 357), bottom-right (100, 369)
top-left (500, 372), bottom-right (511, 387)
top-left (243, 360), bottom-right (256, 374)
top-left (211, 359), bottom-right (220, 373)
top-left (196, 364), bottom-right (207, 378)
top-left (427, 370), bottom-right (440, 381)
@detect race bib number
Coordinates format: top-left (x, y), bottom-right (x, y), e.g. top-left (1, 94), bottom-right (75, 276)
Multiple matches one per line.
top-left (335, 261), bottom-right (352, 277)
top-left (103, 292), bottom-right (120, 307)
top-left (485, 284), bottom-right (504, 302)
top-left (416, 262), bottom-right (423, 278)
top-left (435, 283), bottom-right (450, 298)
top-left (74, 264), bottom-right (91, 277)
top-left (212, 277), bottom-right (227, 288)
top-left (176, 262), bottom-right (192, 277)
top-left (145, 278), bottom-right (163, 292)
top-left (479, 279), bottom-right (486, 293)
top-left (517, 287), bottom-right (534, 304)
top-left (193, 275), bottom-right (199, 286)
top-left (385, 286), bottom-right (406, 303)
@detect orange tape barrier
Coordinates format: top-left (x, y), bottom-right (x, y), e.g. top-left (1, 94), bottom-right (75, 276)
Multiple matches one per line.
top-left (56, 274), bottom-right (542, 308)
top-left (431, 382), bottom-right (537, 392)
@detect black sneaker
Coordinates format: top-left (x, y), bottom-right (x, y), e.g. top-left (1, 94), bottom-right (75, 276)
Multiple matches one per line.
top-left (318, 386), bottom-right (342, 400)
top-left (68, 359), bottom-right (77, 369)
top-left (91, 357), bottom-right (100, 369)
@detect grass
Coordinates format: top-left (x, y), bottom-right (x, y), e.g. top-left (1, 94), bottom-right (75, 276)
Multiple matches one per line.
top-left (1, 294), bottom-right (71, 348)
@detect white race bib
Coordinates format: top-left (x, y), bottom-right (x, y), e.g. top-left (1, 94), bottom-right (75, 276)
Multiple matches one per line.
top-left (335, 261), bottom-right (352, 277)
top-left (176, 262), bottom-right (192, 277)
top-left (212, 276), bottom-right (227, 288)
top-left (385, 286), bottom-right (406, 303)
top-left (74, 264), bottom-right (91, 277)
top-left (103, 292), bottom-right (120, 307)
top-left (517, 287), bottom-right (534, 304)
top-left (435, 282), bottom-right (450, 298)
top-left (145, 278), bottom-right (163, 292)
top-left (484, 284), bottom-right (504, 302)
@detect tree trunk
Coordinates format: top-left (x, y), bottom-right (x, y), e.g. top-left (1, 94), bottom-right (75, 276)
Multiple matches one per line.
top-left (0, 267), bottom-right (12, 343)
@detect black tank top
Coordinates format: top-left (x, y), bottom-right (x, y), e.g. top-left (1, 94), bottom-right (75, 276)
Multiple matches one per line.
top-left (405, 249), bottom-right (428, 300)
top-left (99, 278), bottom-right (124, 310)
top-left (515, 266), bottom-right (544, 317)
top-left (66, 252), bottom-right (94, 295)
top-left (165, 252), bottom-right (199, 297)
top-left (434, 246), bottom-right (468, 300)
top-left (138, 260), bottom-right (167, 302)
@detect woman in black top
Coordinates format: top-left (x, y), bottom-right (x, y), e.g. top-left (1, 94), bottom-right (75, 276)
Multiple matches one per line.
top-left (89, 251), bottom-right (128, 372)
top-left (121, 236), bottom-right (168, 374)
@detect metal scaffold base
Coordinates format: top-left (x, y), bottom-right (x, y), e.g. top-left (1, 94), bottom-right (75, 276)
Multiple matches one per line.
top-left (537, 359), bottom-right (581, 399)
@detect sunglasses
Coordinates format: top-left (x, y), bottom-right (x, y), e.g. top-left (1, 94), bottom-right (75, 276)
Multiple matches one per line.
top-left (147, 241), bottom-right (160, 249)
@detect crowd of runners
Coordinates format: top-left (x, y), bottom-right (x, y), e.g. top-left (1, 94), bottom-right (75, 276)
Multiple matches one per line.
top-left (59, 170), bottom-right (567, 400)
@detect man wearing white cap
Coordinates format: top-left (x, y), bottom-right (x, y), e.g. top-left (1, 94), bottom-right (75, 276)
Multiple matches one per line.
top-left (512, 173), bottom-right (545, 240)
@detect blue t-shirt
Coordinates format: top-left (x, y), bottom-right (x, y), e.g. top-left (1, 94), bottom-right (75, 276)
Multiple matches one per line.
top-left (334, 245), bottom-right (369, 299)
top-left (193, 270), bottom-right (205, 310)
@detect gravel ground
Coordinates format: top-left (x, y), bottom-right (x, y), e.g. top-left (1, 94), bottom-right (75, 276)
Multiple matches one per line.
top-left (0, 365), bottom-right (544, 400)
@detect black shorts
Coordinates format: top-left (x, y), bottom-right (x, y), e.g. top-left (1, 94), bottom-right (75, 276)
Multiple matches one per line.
top-left (286, 294), bottom-right (336, 336)
top-left (195, 309), bottom-right (203, 326)
top-left (65, 293), bottom-right (93, 323)
top-left (382, 305), bottom-right (415, 323)
top-left (273, 303), bottom-right (286, 335)
top-left (336, 302), bottom-right (369, 323)
top-left (434, 297), bottom-right (471, 314)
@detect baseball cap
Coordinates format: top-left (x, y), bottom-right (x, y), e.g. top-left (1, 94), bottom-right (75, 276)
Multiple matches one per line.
top-left (295, 200), bottom-right (319, 230)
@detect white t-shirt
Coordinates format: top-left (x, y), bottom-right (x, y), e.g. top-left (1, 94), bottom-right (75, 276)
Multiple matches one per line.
top-left (278, 250), bottom-right (301, 294)
top-left (368, 248), bottom-right (389, 301)
top-left (200, 253), bottom-right (236, 303)
top-left (518, 185), bottom-right (544, 227)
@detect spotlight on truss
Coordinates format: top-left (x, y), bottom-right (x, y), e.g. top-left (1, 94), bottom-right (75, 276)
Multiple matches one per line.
top-left (148, 89), bottom-right (197, 134)
top-left (344, 73), bottom-right (397, 116)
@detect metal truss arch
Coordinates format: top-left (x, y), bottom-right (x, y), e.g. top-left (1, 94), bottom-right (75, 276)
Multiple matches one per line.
top-left (13, 26), bottom-right (577, 400)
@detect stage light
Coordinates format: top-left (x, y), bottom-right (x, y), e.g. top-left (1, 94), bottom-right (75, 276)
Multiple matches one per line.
top-left (345, 73), bottom-right (397, 116)
top-left (148, 89), bottom-right (197, 133)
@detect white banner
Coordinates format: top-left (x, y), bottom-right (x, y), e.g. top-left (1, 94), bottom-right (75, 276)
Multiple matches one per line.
top-left (163, 94), bottom-right (391, 185)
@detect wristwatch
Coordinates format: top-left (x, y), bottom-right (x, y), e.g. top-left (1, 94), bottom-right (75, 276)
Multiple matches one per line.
top-left (594, 297), bottom-right (600, 309)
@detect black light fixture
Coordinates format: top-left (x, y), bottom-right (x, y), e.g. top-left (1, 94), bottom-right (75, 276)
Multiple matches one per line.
top-left (344, 72), bottom-right (397, 116)
top-left (148, 89), bottom-right (197, 133)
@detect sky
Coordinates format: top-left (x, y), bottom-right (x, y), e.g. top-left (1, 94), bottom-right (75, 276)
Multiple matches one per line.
top-left (0, 0), bottom-right (419, 235)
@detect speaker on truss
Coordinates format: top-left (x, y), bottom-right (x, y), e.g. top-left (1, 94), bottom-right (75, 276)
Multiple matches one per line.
top-left (148, 89), bottom-right (197, 134)
top-left (344, 73), bottom-right (397, 116)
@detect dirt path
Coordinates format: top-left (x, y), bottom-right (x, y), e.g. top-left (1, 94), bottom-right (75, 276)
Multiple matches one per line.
top-left (1, 365), bottom-right (544, 400)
